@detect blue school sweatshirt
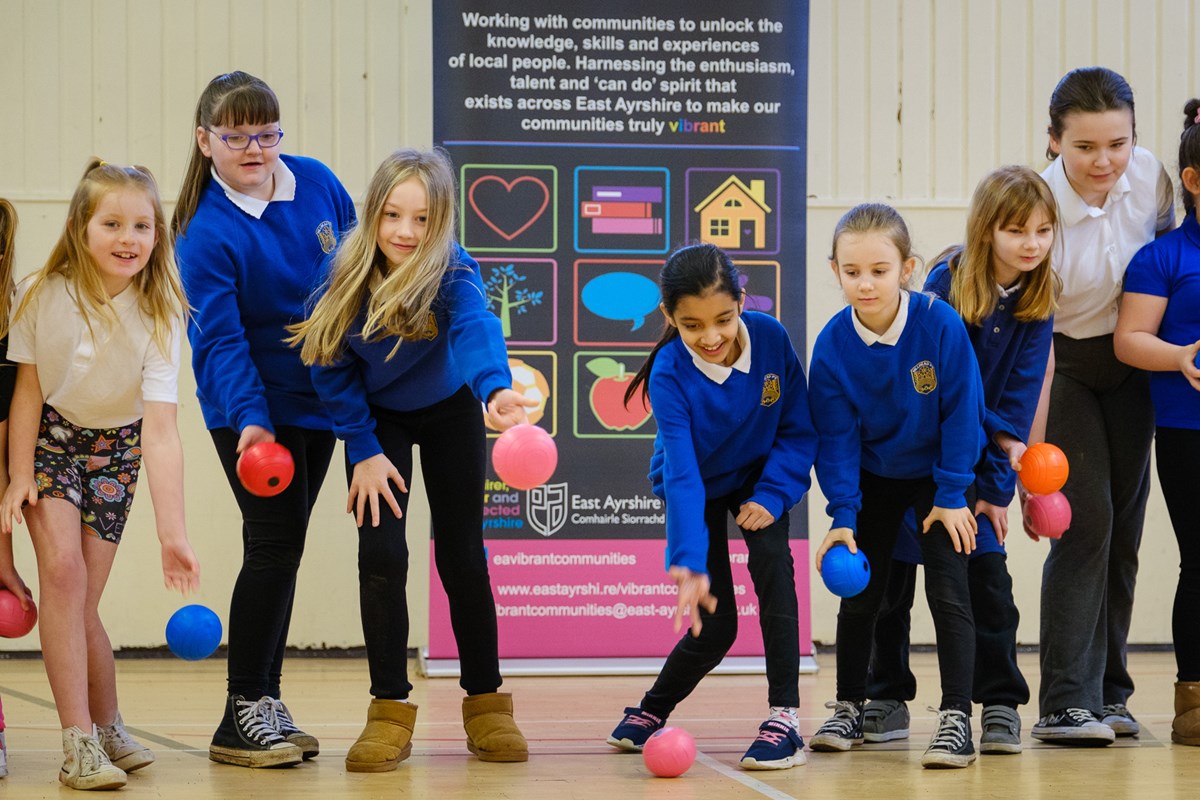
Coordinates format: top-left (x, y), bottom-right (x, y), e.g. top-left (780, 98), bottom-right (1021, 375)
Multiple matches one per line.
top-left (810, 292), bottom-right (985, 533)
top-left (310, 245), bottom-right (511, 464)
top-left (177, 155), bottom-right (357, 432)
top-left (648, 311), bottom-right (817, 575)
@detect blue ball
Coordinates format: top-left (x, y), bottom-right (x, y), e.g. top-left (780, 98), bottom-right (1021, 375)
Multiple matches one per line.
top-left (822, 544), bottom-right (871, 597)
top-left (166, 604), bottom-right (223, 661)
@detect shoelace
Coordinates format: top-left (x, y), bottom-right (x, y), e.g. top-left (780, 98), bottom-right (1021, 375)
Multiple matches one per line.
top-left (754, 722), bottom-right (791, 745)
top-left (1064, 707), bottom-right (1098, 724)
top-left (1101, 704), bottom-right (1129, 717)
top-left (76, 735), bottom-right (109, 774)
top-left (926, 708), bottom-right (969, 751)
top-left (817, 700), bottom-right (861, 736)
top-left (267, 699), bottom-right (298, 734)
top-left (97, 724), bottom-right (132, 752)
top-left (237, 697), bottom-right (284, 743)
top-left (622, 711), bottom-right (661, 730)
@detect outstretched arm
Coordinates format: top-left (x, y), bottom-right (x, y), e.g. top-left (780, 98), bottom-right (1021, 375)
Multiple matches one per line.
top-left (142, 401), bottom-right (199, 595)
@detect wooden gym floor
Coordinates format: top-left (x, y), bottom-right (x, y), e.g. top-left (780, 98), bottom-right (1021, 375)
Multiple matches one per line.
top-left (0, 651), bottom-right (1197, 799)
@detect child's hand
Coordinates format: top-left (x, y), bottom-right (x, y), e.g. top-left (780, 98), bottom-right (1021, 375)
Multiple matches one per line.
top-left (0, 476), bottom-right (38, 535)
top-left (348, 454), bottom-right (408, 527)
top-left (974, 499), bottom-right (1009, 545)
top-left (815, 527), bottom-right (856, 572)
top-left (0, 564), bottom-right (30, 609)
top-left (161, 538), bottom-right (200, 595)
top-left (922, 506), bottom-right (977, 554)
top-left (667, 565), bottom-right (717, 637)
top-left (486, 389), bottom-right (539, 432)
top-left (1017, 488), bottom-right (1041, 542)
top-left (236, 424), bottom-right (275, 454)
top-left (735, 501), bottom-right (775, 531)
top-left (1180, 340), bottom-right (1200, 392)
top-left (995, 432), bottom-right (1027, 471)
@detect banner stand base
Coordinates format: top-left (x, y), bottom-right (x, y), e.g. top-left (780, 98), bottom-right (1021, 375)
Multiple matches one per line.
top-left (419, 649), bottom-right (819, 678)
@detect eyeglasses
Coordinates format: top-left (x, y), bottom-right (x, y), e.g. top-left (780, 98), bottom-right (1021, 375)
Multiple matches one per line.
top-left (206, 128), bottom-right (284, 150)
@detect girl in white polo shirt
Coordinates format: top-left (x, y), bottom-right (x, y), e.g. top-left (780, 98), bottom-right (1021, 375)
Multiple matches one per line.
top-left (0, 160), bottom-right (199, 790)
top-left (1032, 67), bottom-right (1175, 746)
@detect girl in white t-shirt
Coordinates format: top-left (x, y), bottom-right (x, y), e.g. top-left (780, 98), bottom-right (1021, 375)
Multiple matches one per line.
top-left (0, 159), bottom-right (200, 791)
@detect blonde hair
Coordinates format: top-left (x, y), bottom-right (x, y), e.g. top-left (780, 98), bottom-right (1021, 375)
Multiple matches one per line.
top-left (171, 71), bottom-right (281, 239)
top-left (0, 198), bottom-right (17, 339)
top-left (940, 166), bottom-right (1061, 326)
top-left (12, 159), bottom-right (185, 356)
top-left (291, 148), bottom-right (457, 365)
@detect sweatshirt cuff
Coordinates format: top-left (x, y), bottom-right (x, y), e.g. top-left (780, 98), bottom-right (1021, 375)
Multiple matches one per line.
top-left (345, 432), bottom-right (385, 465)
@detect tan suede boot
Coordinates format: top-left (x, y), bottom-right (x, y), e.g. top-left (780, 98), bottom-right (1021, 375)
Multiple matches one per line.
top-left (345, 699), bottom-right (418, 772)
top-left (462, 692), bottom-right (528, 762)
top-left (1173, 682), bottom-right (1200, 746)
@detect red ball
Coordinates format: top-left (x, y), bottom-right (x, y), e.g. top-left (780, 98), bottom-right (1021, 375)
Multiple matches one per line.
top-left (236, 442), bottom-right (295, 497)
top-left (491, 424), bottom-right (557, 491)
top-left (1024, 491), bottom-right (1072, 539)
top-left (0, 588), bottom-right (38, 638)
top-left (643, 727), bottom-right (696, 778)
top-left (1019, 442), bottom-right (1070, 495)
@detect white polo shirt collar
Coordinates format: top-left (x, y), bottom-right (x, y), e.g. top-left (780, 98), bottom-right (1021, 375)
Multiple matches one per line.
top-left (210, 159), bottom-right (297, 219)
top-left (852, 290), bottom-right (909, 345)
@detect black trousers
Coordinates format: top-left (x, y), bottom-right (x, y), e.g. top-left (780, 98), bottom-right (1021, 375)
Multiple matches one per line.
top-left (641, 479), bottom-right (799, 716)
top-left (355, 386), bottom-right (502, 699)
top-left (211, 426), bottom-right (336, 699)
top-left (1154, 426), bottom-right (1200, 682)
top-left (836, 470), bottom-right (975, 713)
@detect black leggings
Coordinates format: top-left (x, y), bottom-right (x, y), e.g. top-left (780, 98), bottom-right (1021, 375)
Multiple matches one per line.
top-left (355, 386), bottom-right (502, 699)
top-left (211, 426), bottom-right (336, 699)
top-left (1154, 426), bottom-right (1200, 681)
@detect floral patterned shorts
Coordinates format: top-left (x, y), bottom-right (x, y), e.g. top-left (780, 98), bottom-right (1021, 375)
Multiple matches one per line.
top-left (34, 405), bottom-right (142, 544)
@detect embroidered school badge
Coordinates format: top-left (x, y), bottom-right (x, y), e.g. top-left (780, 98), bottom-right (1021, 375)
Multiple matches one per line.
top-left (422, 312), bottom-right (438, 340)
top-left (910, 360), bottom-right (937, 394)
top-left (760, 373), bottom-right (781, 406)
top-left (316, 220), bottom-right (337, 254)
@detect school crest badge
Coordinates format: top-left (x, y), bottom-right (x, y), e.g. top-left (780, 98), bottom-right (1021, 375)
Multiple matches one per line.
top-left (316, 220), bottom-right (337, 254)
top-left (422, 312), bottom-right (438, 340)
top-left (910, 360), bottom-right (937, 394)
top-left (760, 373), bottom-right (781, 406)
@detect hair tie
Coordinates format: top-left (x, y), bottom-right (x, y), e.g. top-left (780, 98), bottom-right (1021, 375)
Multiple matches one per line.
top-left (98, 159), bottom-right (108, 167)
top-left (1194, 110), bottom-right (1200, 125)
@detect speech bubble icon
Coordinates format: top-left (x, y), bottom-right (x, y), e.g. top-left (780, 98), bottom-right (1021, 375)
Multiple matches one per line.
top-left (581, 272), bottom-right (660, 331)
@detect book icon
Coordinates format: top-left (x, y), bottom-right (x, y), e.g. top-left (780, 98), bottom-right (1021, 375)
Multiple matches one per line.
top-left (581, 186), bottom-right (664, 235)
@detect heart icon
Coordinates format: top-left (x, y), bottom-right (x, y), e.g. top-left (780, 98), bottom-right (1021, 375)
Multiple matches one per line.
top-left (468, 175), bottom-right (550, 241)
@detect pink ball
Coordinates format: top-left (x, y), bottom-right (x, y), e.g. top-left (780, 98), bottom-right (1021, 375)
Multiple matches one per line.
top-left (0, 589), bottom-right (37, 638)
top-left (492, 424), bottom-right (557, 490)
top-left (642, 727), bottom-right (696, 778)
top-left (1024, 491), bottom-right (1072, 539)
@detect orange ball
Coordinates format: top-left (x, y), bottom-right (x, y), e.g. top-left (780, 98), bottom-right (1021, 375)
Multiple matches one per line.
top-left (1019, 442), bottom-right (1069, 495)
top-left (236, 442), bottom-right (295, 497)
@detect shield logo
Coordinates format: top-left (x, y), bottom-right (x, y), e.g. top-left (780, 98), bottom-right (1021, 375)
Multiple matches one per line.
top-left (760, 373), bottom-right (781, 406)
top-left (527, 482), bottom-right (568, 537)
top-left (910, 360), bottom-right (937, 394)
top-left (316, 220), bottom-right (338, 254)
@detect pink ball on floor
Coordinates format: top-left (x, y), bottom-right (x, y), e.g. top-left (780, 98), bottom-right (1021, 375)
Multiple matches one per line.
top-left (643, 726), bottom-right (696, 778)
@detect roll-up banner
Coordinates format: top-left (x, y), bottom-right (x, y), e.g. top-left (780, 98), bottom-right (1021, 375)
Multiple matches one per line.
top-left (425, 0), bottom-right (812, 675)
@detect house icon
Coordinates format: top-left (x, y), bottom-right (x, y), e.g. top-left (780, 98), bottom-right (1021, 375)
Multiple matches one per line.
top-left (693, 176), bottom-right (772, 250)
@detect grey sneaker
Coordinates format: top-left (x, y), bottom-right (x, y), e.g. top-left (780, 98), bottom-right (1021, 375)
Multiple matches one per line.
top-left (979, 705), bottom-right (1022, 754)
top-left (1031, 708), bottom-right (1115, 745)
top-left (809, 700), bottom-right (864, 752)
top-left (920, 708), bottom-right (976, 769)
top-left (862, 699), bottom-right (910, 742)
top-left (97, 710), bottom-right (156, 772)
top-left (1100, 704), bottom-right (1140, 737)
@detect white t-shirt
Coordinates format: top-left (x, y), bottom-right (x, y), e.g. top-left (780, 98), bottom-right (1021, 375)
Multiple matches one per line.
top-left (8, 273), bottom-right (181, 428)
top-left (1041, 145), bottom-right (1175, 339)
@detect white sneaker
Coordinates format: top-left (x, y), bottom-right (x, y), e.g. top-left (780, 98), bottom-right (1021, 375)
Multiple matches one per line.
top-left (60, 726), bottom-right (127, 790)
top-left (98, 711), bottom-right (155, 772)
top-left (0, 729), bottom-right (8, 778)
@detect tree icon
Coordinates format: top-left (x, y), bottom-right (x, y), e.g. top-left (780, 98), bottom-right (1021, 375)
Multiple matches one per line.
top-left (484, 263), bottom-right (543, 338)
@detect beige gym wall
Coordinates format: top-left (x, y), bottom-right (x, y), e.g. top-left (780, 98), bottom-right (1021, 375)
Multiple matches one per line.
top-left (0, 0), bottom-right (1193, 653)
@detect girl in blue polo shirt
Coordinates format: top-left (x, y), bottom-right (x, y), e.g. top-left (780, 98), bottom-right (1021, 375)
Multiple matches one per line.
top-left (291, 148), bottom-right (535, 771)
top-left (809, 203), bottom-right (985, 769)
top-left (865, 167), bottom-right (1060, 754)
top-left (605, 243), bottom-right (817, 771)
top-left (1115, 98), bottom-right (1200, 747)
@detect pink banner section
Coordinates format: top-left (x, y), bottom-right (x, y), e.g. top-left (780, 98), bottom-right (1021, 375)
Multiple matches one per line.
top-left (428, 538), bottom-right (812, 660)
